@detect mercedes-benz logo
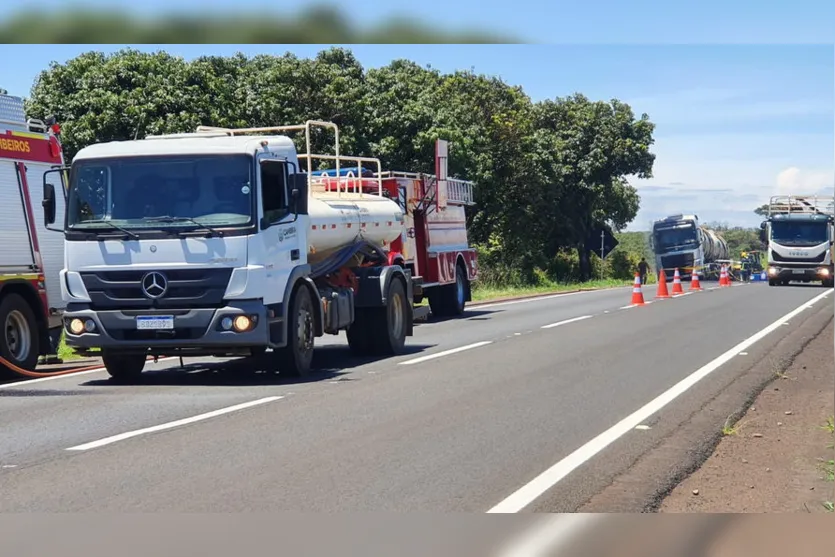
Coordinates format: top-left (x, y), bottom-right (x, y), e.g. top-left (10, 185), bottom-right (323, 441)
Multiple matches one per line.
top-left (141, 271), bottom-right (168, 299)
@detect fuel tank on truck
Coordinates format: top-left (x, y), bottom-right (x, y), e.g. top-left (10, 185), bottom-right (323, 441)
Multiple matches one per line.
top-left (306, 192), bottom-right (405, 264)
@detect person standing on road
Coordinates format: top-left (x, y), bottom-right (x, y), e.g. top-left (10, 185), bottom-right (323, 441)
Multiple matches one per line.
top-left (638, 257), bottom-right (651, 285)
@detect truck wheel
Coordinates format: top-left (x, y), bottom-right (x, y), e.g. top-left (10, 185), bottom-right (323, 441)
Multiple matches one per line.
top-left (276, 286), bottom-right (315, 377)
top-left (101, 349), bottom-right (146, 382)
top-left (0, 293), bottom-right (40, 375)
top-left (429, 264), bottom-right (467, 317)
top-left (370, 277), bottom-right (408, 355)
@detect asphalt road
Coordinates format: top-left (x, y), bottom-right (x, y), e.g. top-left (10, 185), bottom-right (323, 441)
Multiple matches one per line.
top-left (0, 281), bottom-right (831, 513)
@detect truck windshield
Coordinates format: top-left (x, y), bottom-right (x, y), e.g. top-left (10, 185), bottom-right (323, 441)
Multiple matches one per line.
top-left (653, 225), bottom-right (698, 252)
top-left (770, 221), bottom-right (829, 246)
top-left (67, 154), bottom-right (254, 230)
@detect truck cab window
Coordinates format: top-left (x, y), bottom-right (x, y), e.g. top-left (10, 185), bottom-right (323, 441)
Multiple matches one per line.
top-left (261, 161), bottom-right (288, 223)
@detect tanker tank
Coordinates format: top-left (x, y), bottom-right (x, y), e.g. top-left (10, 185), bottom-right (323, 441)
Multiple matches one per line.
top-left (306, 190), bottom-right (404, 265)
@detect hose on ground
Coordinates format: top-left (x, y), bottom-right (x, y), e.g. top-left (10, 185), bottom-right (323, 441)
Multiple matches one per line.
top-left (0, 354), bottom-right (105, 378)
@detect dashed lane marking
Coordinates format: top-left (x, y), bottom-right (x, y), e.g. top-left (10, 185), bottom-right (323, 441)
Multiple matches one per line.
top-left (398, 341), bottom-right (493, 366)
top-left (66, 396), bottom-right (284, 451)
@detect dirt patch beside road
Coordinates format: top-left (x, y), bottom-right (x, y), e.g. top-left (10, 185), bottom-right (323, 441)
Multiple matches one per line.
top-left (659, 320), bottom-right (835, 513)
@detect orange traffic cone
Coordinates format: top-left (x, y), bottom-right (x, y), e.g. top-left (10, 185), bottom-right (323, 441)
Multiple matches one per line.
top-left (671, 268), bottom-right (684, 295)
top-left (631, 273), bottom-right (645, 305)
top-left (719, 265), bottom-right (730, 287)
top-left (690, 268), bottom-right (702, 291)
top-left (655, 269), bottom-right (670, 299)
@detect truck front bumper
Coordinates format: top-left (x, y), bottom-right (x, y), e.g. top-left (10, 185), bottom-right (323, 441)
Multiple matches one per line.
top-left (62, 300), bottom-right (270, 353)
top-left (767, 265), bottom-right (832, 282)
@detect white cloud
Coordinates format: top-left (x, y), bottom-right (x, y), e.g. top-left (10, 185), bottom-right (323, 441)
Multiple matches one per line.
top-left (775, 166), bottom-right (833, 194)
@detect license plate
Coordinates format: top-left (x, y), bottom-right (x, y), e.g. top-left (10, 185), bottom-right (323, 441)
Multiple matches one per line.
top-left (136, 316), bottom-right (174, 330)
top-left (792, 269), bottom-right (805, 274)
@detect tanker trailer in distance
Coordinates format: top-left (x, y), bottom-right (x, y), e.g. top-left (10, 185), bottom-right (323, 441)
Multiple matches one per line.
top-left (44, 120), bottom-right (476, 382)
top-left (650, 214), bottom-right (729, 280)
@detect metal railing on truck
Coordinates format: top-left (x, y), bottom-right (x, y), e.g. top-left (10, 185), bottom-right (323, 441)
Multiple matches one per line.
top-left (195, 121), bottom-right (384, 198)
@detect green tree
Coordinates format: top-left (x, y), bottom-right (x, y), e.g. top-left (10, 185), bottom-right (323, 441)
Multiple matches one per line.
top-left (532, 94), bottom-right (655, 279)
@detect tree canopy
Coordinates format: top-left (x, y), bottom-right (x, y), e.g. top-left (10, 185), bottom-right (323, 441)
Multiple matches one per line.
top-left (25, 47), bottom-right (656, 283)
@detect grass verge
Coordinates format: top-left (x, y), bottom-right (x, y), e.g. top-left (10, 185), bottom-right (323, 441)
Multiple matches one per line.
top-left (471, 278), bottom-right (631, 302)
top-left (55, 335), bottom-right (99, 362)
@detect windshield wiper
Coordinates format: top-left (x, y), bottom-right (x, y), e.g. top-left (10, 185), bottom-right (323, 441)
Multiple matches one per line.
top-left (75, 220), bottom-right (140, 240)
top-left (144, 216), bottom-right (224, 237)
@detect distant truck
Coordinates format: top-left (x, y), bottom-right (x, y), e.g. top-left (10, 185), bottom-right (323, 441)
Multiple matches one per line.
top-left (0, 93), bottom-right (67, 376)
top-left (760, 195), bottom-right (834, 287)
top-left (43, 120), bottom-right (478, 381)
top-left (650, 214), bottom-right (729, 280)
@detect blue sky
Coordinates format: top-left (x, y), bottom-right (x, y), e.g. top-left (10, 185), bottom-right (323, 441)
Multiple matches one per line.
top-left (1, 43), bottom-right (832, 230)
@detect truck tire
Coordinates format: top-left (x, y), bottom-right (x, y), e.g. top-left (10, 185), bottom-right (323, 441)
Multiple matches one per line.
top-left (275, 286), bottom-right (315, 377)
top-left (101, 349), bottom-right (146, 382)
top-left (372, 277), bottom-right (408, 355)
top-left (428, 263), bottom-right (467, 318)
top-left (0, 293), bottom-right (40, 375)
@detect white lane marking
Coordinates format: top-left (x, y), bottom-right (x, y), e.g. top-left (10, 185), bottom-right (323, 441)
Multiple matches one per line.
top-left (739, 352), bottom-right (748, 356)
top-left (541, 315), bottom-right (593, 330)
top-left (66, 396), bottom-right (283, 451)
top-left (473, 287), bottom-right (630, 310)
top-left (398, 341), bottom-right (493, 365)
top-left (487, 288), bottom-right (831, 513)
top-left (673, 292), bottom-right (693, 297)
top-left (0, 357), bottom-right (180, 390)
top-left (495, 513), bottom-right (604, 557)
top-left (635, 425), bottom-right (651, 430)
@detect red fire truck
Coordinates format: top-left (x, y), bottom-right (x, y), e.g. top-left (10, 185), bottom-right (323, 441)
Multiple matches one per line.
top-left (0, 93), bottom-right (67, 375)
top-left (315, 140), bottom-right (478, 317)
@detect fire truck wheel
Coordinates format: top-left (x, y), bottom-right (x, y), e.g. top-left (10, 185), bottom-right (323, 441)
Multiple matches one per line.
top-left (276, 286), bottom-right (315, 377)
top-left (0, 293), bottom-right (40, 374)
top-left (371, 277), bottom-right (408, 355)
top-left (428, 264), bottom-right (467, 317)
top-left (101, 349), bottom-right (146, 382)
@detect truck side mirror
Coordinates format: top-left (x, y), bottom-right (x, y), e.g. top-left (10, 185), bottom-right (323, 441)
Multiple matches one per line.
top-left (758, 228), bottom-right (766, 242)
top-left (43, 182), bottom-right (56, 226)
top-left (290, 173), bottom-right (309, 215)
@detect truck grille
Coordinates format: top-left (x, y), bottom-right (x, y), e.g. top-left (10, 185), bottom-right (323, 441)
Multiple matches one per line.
top-left (80, 268), bottom-right (233, 310)
top-left (770, 251), bottom-right (827, 264)
top-left (661, 253), bottom-right (695, 270)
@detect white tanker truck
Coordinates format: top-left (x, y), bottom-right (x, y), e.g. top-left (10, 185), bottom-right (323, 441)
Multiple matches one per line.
top-left (650, 214), bottom-right (729, 280)
top-left (42, 120), bottom-right (477, 381)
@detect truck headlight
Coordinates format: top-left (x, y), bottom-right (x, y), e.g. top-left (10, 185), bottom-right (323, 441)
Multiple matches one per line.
top-left (768, 267), bottom-right (778, 276)
top-left (819, 268), bottom-right (830, 277)
top-left (233, 315), bottom-right (253, 332)
top-left (69, 319), bottom-right (85, 334)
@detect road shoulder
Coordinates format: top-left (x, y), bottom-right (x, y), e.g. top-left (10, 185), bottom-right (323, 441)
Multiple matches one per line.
top-left (659, 319), bottom-right (834, 513)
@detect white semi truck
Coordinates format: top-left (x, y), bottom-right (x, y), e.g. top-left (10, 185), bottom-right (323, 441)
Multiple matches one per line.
top-left (760, 195), bottom-right (835, 287)
top-left (42, 121), bottom-right (477, 381)
top-left (650, 214), bottom-right (729, 281)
